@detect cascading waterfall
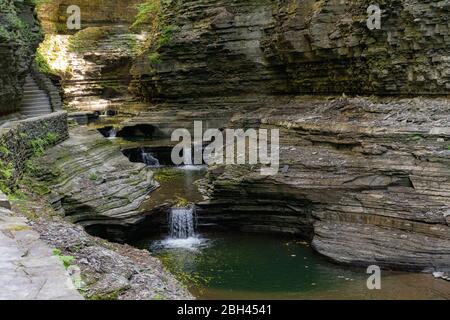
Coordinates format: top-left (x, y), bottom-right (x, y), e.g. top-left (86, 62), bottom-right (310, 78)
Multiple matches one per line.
top-left (141, 147), bottom-right (160, 167)
top-left (183, 146), bottom-right (193, 165)
top-left (108, 128), bottom-right (117, 138)
top-left (169, 207), bottom-right (196, 239)
top-left (181, 145), bottom-right (199, 170)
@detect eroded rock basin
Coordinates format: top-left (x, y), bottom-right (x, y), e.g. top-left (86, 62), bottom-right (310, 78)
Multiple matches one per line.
top-left (134, 232), bottom-right (450, 300)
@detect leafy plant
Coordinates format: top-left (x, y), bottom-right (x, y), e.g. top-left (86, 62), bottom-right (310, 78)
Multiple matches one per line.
top-left (158, 24), bottom-right (178, 47)
top-left (132, 0), bottom-right (163, 29)
top-left (0, 144), bottom-right (10, 156)
top-left (89, 172), bottom-right (98, 181)
top-left (52, 248), bottom-right (75, 269)
top-left (148, 52), bottom-right (161, 65)
top-left (0, 159), bottom-right (14, 194)
top-left (29, 132), bottom-right (59, 156)
top-left (131, 0), bottom-right (178, 64)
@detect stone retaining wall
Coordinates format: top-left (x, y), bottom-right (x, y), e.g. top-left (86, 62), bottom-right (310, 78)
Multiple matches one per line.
top-left (0, 111), bottom-right (68, 189)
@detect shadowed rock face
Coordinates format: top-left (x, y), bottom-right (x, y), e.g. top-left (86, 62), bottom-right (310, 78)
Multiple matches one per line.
top-left (131, 0), bottom-right (450, 100)
top-left (199, 96), bottom-right (450, 271)
top-left (0, 1), bottom-right (41, 115)
top-left (28, 126), bottom-right (159, 241)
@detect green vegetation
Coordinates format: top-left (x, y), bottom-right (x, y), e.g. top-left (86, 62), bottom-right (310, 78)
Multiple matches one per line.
top-left (131, 0), bottom-right (178, 65)
top-left (35, 50), bottom-right (55, 75)
top-left (132, 0), bottom-right (164, 29)
top-left (154, 168), bottom-right (183, 182)
top-left (158, 24), bottom-right (179, 47)
top-left (0, 144), bottom-right (10, 156)
top-left (29, 132), bottom-right (59, 157)
top-left (36, 34), bottom-right (72, 76)
top-left (148, 52), bottom-right (161, 65)
top-left (0, 131), bottom-right (59, 196)
top-left (52, 249), bottom-right (75, 269)
top-left (174, 195), bottom-right (190, 208)
top-left (0, 1), bottom-right (41, 44)
top-left (68, 27), bottom-right (114, 53)
top-left (158, 252), bottom-right (211, 288)
top-left (0, 159), bottom-right (14, 195)
top-left (89, 172), bottom-right (98, 181)
top-left (410, 134), bottom-right (424, 141)
top-left (0, 142), bottom-right (13, 194)
top-left (87, 289), bottom-right (124, 300)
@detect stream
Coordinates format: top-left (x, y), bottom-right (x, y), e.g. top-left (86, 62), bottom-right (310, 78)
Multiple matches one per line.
top-left (89, 114), bottom-right (450, 300)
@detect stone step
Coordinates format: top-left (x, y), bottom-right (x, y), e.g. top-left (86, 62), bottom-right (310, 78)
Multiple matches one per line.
top-left (22, 96), bottom-right (50, 102)
top-left (22, 93), bottom-right (48, 98)
top-left (23, 85), bottom-right (40, 90)
top-left (22, 101), bottom-right (51, 107)
top-left (23, 89), bottom-right (46, 94)
top-left (21, 106), bottom-right (52, 112)
top-left (21, 75), bottom-right (53, 118)
top-left (22, 105), bottom-right (51, 110)
top-left (22, 106), bottom-right (51, 111)
top-left (21, 112), bottom-right (50, 117)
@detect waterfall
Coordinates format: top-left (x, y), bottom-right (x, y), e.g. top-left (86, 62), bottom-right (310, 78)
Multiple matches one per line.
top-left (183, 146), bottom-right (193, 165)
top-left (141, 148), bottom-right (160, 167)
top-left (108, 128), bottom-right (117, 138)
top-left (169, 207), bottom-right (196, 239)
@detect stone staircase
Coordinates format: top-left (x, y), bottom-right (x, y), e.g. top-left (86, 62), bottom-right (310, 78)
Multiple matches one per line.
top-left (20, 75), bottom-right (53, 117)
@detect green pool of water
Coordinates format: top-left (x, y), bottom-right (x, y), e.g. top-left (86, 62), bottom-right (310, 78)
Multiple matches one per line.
top-left (134, 232), bottom-right (450, 300)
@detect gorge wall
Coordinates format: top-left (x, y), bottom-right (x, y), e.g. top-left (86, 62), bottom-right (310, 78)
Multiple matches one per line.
top-left (131, 0), bottom-right (450, 100)
top-left (25, 1), bottom-right (450, 272)
top-left (0, 0), bottom-right (41, 116)
top-left (198, 96), bottom-right (450, 272)
top-left (35, 0), bottom-right (146, 111)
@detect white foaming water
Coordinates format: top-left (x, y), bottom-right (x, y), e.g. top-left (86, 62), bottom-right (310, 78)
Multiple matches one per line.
top-left (169, 207), bottom-right (196, 238)
top-left (141, 148), bottom-right (160, 167)
top-left (153, 236), bottom-right (208, 251)
top-left (108, 128), bottom-right (117, 139)
top-left (179, 164), bottom-right (207, 171)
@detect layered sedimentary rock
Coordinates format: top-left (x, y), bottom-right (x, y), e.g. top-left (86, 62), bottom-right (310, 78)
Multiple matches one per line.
top-left (131, 0), bottom-right (450, 99)
top-left (35, 0), bottom-right (146, 111)
top-left (28, 126), bottom-right (158, 240)
top-left (199, 96), bottom-right (450, 272)
top-left (33, 215), bottom-right (193, 300)
top-left (0, 0), bottom-right (41, 115)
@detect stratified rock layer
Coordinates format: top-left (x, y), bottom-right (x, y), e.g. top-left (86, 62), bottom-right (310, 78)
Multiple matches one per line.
top-left (200, 96), bottom-right (450, 272)
top-left (34, 218), bottom-right (193, 300)
top-left (131, 0), bottom-right (450, 99)
top-left (35, 0), bottom-right (146, 111)
top-left (29, 126), bottom-right (158, 238)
